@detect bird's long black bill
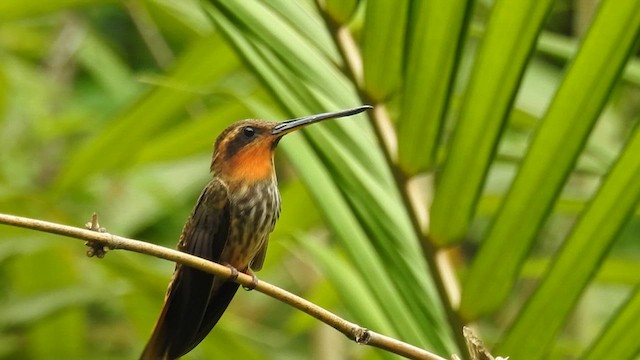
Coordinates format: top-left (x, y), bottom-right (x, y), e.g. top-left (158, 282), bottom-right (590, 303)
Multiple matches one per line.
top-left (272, 105), bottom-right (373, 135)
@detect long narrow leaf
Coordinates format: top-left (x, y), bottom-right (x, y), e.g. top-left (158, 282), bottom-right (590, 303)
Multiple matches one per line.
top-left (462, 0), bottom-right (640, 318)
top-left (497, 112), bottom-right (640, 358)
top-left (298, 238), bottom-right (398, 341)
top-left (398, 0), bottom-right (472, 174)
top-left (361, 0), bottom-right (409, 100)
top-left (282, 135), bottom-right (432, 349)
top-left (582, 286), bottom-right (640, 360)
top-left (212, 0), bottom-right (352, 107)
top-left (55, 35), bottom-right (239, 190)
top-left (429, 0), bottom-right (554, 245)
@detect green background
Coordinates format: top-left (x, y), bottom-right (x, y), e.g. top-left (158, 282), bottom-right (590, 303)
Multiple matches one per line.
top-left (0, 0), bottom-right (639, 359)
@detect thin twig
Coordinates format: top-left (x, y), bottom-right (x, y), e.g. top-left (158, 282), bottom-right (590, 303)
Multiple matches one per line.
top-left (0, 212), bottom-right (448, 360)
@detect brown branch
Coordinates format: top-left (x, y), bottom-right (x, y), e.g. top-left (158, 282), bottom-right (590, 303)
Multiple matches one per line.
top-left (0, 212), bottom-right (450, 360)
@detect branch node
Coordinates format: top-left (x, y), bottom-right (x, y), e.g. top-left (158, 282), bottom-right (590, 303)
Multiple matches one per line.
top-left (353, 327), bottom-right (371, 345)
top-left (85, 212), bottom-right (109, 258)
top-left (224, 263), bottom-right (239, 280)
top-left (85, 212), bottom-right (106, 232)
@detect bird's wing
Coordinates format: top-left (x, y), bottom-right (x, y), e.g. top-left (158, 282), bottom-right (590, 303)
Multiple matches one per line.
top-left (140, 178), bottom-right (234, 360)
top-left (249, 236), bottom-right (268, 271)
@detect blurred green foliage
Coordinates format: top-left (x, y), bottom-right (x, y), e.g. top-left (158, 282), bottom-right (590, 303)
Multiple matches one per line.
top-left (0, 0), bottom-right (639, 359)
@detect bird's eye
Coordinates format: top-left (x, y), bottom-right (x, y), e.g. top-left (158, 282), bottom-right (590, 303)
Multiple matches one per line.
top-left (243, 126), bottom-right (255, 138)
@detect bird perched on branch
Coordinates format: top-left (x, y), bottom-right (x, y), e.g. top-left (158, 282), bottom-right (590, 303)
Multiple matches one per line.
top-left (140, 105), bottom-right (372, 359)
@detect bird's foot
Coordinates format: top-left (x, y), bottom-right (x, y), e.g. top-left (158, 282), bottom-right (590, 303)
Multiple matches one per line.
top-left (242, 269), bottom-right (259, 291)
top-left (223, 264), bottom-right (239, 281)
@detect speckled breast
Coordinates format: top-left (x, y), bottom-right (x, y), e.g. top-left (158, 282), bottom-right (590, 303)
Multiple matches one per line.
top-left (222, 177), bottom-right (281, 270)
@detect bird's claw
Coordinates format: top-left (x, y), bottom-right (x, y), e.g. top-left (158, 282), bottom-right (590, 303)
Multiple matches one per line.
top-left (242, 270), bottom-right (259, 291)
top-left (223, 265), bottom-right (257, 290)
top-left (224, 264), bottom-right (239, 281)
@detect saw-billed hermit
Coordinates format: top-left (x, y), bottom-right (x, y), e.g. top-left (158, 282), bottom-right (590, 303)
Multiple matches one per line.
top-left (140, 105), bottom-right (372, 360)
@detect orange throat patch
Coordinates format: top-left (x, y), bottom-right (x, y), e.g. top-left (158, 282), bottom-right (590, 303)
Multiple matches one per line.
top-left (224, 140), bottom-right (275, 184)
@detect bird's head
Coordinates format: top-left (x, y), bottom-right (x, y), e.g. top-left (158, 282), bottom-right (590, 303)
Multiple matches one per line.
top-left (210, 105), bottom-right (372, 185)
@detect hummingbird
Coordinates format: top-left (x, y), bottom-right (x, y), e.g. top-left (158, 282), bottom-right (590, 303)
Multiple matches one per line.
top-left (140, 105), bottom-right (372, 359)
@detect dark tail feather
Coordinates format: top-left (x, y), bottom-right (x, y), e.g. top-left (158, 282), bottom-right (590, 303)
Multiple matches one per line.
top-left (140, 302), bottom-right (171, 360)
top-left (140, 273), bottom-right (240, 360)
top-left (176, 281), bottom-right (240, 357)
